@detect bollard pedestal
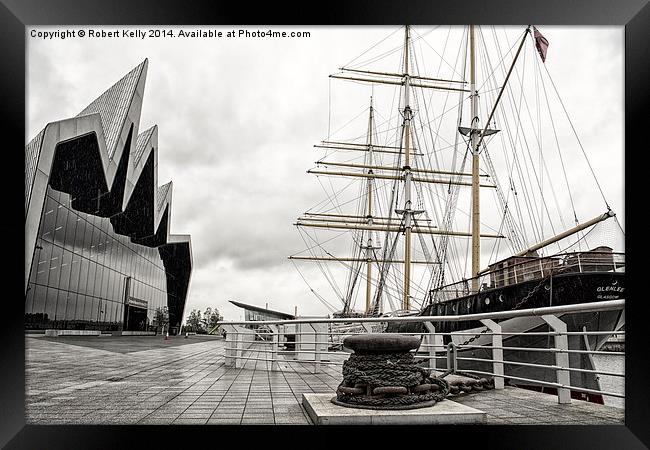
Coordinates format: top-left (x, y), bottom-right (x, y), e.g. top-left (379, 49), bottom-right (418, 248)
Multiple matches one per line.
top-left (334, 333), bottom-right (450, 410)
top-left (304, 393), bottom-right (486, 425)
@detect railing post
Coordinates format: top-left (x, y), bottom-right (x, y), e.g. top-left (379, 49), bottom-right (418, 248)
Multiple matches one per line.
top-left (423, 321), bottom-right (437, 373)
top-left (446, 342), bottom-right (457, 373)
top-left (361, 323), bottom-right (373, 333)
top-left (480, 319), bottom-right (504, 390)
top-left (542, 314), bottom-right (571, 404)
top-left (223, 324), bottom-right (237, 368)
top-left (267, 324), bottom-right (279, 371)
top-left (235, 327), bottom-right (245, 368)
top-left (309, 323), bottom-right (327, 374)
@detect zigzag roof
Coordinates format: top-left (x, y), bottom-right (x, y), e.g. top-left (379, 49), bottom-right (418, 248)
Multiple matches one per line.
top-left (77, 60), bottom-right (147, 160)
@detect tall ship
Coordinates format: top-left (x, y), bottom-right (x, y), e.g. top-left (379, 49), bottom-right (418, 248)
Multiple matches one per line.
top-left (289, 26), bottom-right (625, 401)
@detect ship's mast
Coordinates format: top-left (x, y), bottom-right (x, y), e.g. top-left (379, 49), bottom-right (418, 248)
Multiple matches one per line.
top-left (401, 25), bottom-right (414, 310)
top-left (291, 26), bottom-right (511, 315)
top-left (469, 24), bottom-right (481, 292)
top-left (363, 97), bottom-right (379, 314)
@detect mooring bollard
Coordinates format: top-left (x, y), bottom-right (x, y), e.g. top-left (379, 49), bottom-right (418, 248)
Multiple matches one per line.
top-left (333, 333), bottom-right (449, 410)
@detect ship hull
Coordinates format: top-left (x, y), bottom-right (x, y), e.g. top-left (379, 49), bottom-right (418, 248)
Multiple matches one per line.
top-left (388, 271), bottom-right (625, 401)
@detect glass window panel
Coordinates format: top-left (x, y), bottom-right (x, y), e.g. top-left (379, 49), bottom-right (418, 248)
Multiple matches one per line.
top-left (35, 240), bottom-right (52, 285)
top-left (115, 275), bottom-right (124, 303)
top-left (115, 301), bottom-right (124, 325)
top-left (89, 297), bottom-right (99, 323)
top-left (105, 300), bottom-right (112, 326)
top-left (105, 239), bottom-right (113, 269)
top-left (71, 295), bottom-right (81, 323)
top-left (58, 250), bottom-right (72, 292)
top-left (113, 240), bottom-right (119, 268)
top-left (90, 226), bottom-right (101, 260)
top-left (78, 258), bottom-right (89, 295)
top-left (32, 284), bottom-right (47, 315)
top-left (117, 245), bottom-right (125, 275)
top-left (28, 245), bottom-right (42, 285)
top-left (25, 287), bottom-right (39, 327)
top-left (131, 251), bottom-right (137, 277)
top-left (138, 256), bottom-right (145, 278)
top-left (53, 205), bottom-right (68, 245)
top-left (31, 285), bottom-right (47, 325)
top-left (106, 269), bottom-right (115, 302)
top-left (133, 255), bottom-right (140, 277)
top-left (96, 237), bottom-right (105, 266)
top-left (96, 299), bottom-right (104, 325)
top-left (116, 300), bottom-right (123, 324)
top-left (82, 220), bottom-right (93, 258)
top-left (81, 295), bottom-right (91, 321)
top-left (105, 300), bottom-right (114, 324)
top-left (114, 272), bottom-right (122, 302)
top-left (63, 210), bottom-right (78, 250)
top-left (56, 290), bottom-right (69, 323)
top-left (59, 192), bottom-right (70, 207)
top-left (124, 251), bottom-right (131, 277)
top-left (117, 273), bottom-right (125, 303)
top-left (45, 287), bottom-right (58, 324)
top-left (101, 266), bottom-right (110, 300)
top-left (117, 301), bottom-right (124, 325)
top-left (73, 217), bottom-right (86, 253)
top-left (69, 254), bottom-right (82, 294)
top-left (66, 293), bottom-right (77, 321)
top-left (93, 265), bottom-right (103, 298)
top-left (111, 274), bottom-right (118, 303)
top-left (25, 283), bottom-right (35, 315)
top-left (40, 196), bottom-right (57, 240)
top-left (48, 244), bottom-right (63, 288)
top-left (86, 262), bottom-right (97, 297)
top-left (130, 255), bottom-right (137, 278)
top-left (130, 279), bottom-right (137, 300)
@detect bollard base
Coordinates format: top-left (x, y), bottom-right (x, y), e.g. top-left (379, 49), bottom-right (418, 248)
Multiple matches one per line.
top-left (303, 393), bottom-right (486, 425)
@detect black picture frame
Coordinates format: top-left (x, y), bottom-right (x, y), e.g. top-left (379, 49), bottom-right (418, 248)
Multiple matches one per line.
top-left (2, 0), bottom-right (648, 448)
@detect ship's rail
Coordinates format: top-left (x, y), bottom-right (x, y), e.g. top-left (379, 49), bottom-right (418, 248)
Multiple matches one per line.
top-left (431, 251), bottom-right (625, 302)
top-left (217, 299), bottom-right (625, 405)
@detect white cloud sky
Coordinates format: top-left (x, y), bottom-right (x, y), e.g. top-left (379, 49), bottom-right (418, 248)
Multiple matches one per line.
top-left (27, 26), bottom-right (624, 321)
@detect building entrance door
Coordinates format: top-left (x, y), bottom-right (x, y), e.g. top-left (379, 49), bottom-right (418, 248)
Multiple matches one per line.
top-left (122, 276), bottom-right (149, 331)
top-left (124, 304), bottom-right (147, 331)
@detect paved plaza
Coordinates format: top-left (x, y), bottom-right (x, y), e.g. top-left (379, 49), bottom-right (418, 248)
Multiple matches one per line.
top-left (25, 335), bottom-right (624, 425)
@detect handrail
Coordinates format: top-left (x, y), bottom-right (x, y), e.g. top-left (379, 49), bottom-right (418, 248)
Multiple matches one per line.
top-left (216, 299), bottom-right (624, 326)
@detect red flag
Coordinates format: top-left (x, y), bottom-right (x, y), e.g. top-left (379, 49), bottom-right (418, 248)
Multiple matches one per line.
top-left (533, 26), bottom-right (549, 62)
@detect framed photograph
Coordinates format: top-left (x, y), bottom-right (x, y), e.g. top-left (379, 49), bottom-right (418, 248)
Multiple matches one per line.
top-left (3, 0), bottom-right (648, 448)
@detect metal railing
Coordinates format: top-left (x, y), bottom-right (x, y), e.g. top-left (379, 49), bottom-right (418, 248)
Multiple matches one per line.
top-left (218, 299), bottom-right (625, 405)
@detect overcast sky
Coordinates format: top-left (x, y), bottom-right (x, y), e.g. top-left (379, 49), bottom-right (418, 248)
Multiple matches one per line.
top-left (27, 26), bottom-right (624, 321)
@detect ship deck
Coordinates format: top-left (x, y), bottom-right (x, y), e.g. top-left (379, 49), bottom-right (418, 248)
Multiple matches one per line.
top-left (25, 335), bottom-right (623, 425)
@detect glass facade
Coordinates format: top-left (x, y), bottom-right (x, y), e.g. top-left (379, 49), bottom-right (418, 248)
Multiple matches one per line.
top-left (25, 185), bottom-right (172, 332)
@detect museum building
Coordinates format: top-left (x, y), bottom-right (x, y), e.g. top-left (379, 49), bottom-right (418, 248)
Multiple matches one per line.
top-left (24, 59), bottom-right (193, 334)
